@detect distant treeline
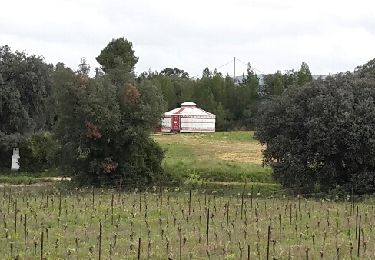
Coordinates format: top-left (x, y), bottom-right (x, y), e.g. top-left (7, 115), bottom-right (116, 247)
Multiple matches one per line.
top-left (138, 62), bottom-right (314, 130)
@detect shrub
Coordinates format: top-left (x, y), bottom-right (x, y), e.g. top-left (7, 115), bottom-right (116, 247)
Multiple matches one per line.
top-left (19, 132), bottom-right (59, 172)
top-left (256, 65), bottom-right (375, 194)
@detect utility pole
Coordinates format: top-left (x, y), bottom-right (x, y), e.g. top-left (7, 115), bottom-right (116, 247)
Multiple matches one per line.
top-left (233, 57), bottom-right (236, 81)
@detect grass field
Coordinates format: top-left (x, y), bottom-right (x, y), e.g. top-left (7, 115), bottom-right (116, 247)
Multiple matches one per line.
top-left (153, 132), bottom-right (279, 196)
top-left (0, 187), bottom-right (373, 259)
top-left (153, 131), bottom-right (281, 196)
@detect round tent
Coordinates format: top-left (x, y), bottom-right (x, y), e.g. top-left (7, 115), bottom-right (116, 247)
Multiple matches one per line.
top-left (161, 102), bottom-right (216, 133)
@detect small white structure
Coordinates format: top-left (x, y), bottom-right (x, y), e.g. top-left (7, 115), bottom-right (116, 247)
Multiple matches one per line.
top-left (11, 148), bottom-right (20, 171)
top-left (161, 102), bottom-right (215, 133)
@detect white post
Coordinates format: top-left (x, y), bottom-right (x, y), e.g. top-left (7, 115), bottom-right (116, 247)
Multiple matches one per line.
top-left (11, 148), bottom-right (20, 171)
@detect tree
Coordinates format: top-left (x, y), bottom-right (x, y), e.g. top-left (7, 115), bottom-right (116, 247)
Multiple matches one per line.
top-left (256, 68), bottom-right (375, 194)
top-left (297, 62), bottom-right (313, 86)
top-left (283, 69), bottom-right (297, 88)
top-left (214, 102), bottom-right (231, 131)
top-left (55, 39), bottom-right (166, 186)
top-left (96, 37), bottom-right (138, 74)
top-left (264, 71), bottom-right (284, 96)
top-left (146, 67), bottom-right (196, 111)
top-left (202, 68), bottom-right (212, 78)
top-left (355, 58), bottom-right (375, 79)
top-left (160, 68), bottom-right (189, 78)
top-left (240, 67), bottom-right (260, 128)
top-left (0, 45), bottom-right (53, 169)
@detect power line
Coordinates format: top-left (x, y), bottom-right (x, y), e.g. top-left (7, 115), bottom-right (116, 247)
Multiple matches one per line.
top-left (213, 57), bottom-right (266, 76)
top-left (236, 57), bottom-right (266, 74)
top-left (235, 57), bottom-right (248, 66)
top-left (216, 59), bottom-right (233, 69)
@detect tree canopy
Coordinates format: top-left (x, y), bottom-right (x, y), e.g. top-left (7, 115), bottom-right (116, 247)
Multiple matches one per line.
top-left (256, 62), bottom-right (375, 194)
top-left (54, 38), bottom-right (165, 186)
top-left (0, 45), bottom-right (53, 168)
top-left (96, 37), bottom-right (138, 74)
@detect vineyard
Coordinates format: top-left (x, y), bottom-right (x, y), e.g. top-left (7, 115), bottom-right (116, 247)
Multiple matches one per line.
top-left (0, 186), bottom-right (374, 259)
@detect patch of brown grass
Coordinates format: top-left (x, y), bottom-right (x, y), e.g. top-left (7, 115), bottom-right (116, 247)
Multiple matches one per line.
top-left (153, 132), bottom-right (264, 164)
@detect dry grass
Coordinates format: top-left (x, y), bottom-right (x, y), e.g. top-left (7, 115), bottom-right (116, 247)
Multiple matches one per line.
top-left (153, 132), bottom-right (264, 164)
top-left (153, 132), bottom-right (272, 184)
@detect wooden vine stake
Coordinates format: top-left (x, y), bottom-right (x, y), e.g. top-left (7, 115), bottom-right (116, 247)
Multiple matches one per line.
top-left (206, 207), bottom-right (210, 246)
top-left (58, 192), bottom-right (62, 221)
top-left (357, 215), bottom-right (361, 258)
top-left (111, 193), bottom-right (114, 225)
top-left (137, 237), bottom-right (141, 260)
top-left (24, 213), bottom-right (27, 246)
top-left (241, 192), bottom-right (244, 220)
top-left (179, 226), bottom-right (182, 260)
top-left (266, 225), bottom-right (271, 260)
top-left (40, 230), bottom-right (44, 260)
top-left (226, 201), bottom-right (229, 227)
top-left (92, 187), bottom-right (95, 210)
top-left (99, 221), bottom-right (102, 260)
top-left (188, 189), bottom-right (192, 216)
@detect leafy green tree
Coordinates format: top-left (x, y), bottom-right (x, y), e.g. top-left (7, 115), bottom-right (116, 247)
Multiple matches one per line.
top-left (19, 132), bottom-right (58, 172)
top-left (55, 39), bottom-right (166, 186)
top-left (147, 67), bottom-right (195, 110)
top-left (239, 67), bottom-right (260, 128)
top-left (160, 68), bottom-right (189, 78)
top-left (0, 45), bottom-right (53, 169)
top-left (297, 62), bottom-right (313, 86)
top-left (355, 58), bottom-right (375, 79)
top-left (214, 102), bottom-right (231, 130)
top-left (202, 68), bottom-right (212, 78)
top-left (256, 64), bottom-right (375, 194)
top-left (282, 70), bottom-right (297, 88)
top-left (157, 76), bottom-right (177, 110)
top-left (264, 71), bottom-right (284, 96)
top-left (96, 37), bottom-right (138, 74)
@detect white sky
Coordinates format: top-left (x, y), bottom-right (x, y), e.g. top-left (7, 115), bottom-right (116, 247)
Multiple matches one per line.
top-left (1, 0), bottom-right (375, 77)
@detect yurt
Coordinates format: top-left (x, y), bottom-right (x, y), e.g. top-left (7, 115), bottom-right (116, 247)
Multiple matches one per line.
top-left (161, 102), bottom-right (215, 133)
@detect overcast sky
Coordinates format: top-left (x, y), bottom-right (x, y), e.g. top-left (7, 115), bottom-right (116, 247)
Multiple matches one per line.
top-left (1, 0), bottom-right (375, 77)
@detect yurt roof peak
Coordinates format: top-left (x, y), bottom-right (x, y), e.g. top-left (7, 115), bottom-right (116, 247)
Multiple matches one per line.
top-left (181, 101), bottom-right (196, 107)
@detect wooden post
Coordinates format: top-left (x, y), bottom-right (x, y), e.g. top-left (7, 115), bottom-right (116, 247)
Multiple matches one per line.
top-left (357, 216), bottom-right (361, 257)
top-left (111, 193), bottom-right (114, 225)
top-left (226, 201), bottom-right (229, 226)
top-left (99, 221), bottom-right (102, 260)
top-left (137, 237), bottom-right (141, 260)
top-left (266, 225), bottom-right (271, 260)
top-left (241, 192), bottom-right (244, 220)
top-left (188, 190), bottom-right (192, 216)
top-left (40, 230), bottom-right (44, 260)
top-left (206, 207), bottom-right (210, 246)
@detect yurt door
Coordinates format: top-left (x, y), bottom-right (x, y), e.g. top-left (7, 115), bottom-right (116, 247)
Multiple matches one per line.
top-left (171, 115), bottom-right (180, 132)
